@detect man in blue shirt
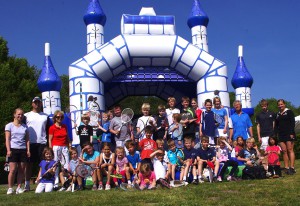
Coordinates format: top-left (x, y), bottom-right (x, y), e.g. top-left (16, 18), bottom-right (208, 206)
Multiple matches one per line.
top-left (229, 100), bottom-right (253, 143)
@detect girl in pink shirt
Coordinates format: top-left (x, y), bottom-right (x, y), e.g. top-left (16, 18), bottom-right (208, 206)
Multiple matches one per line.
top-left (265, 137), bottom-right (281, 177)
top-left (136, 163), bottom-right (156, 190)
top-left (113, 147), bottom-right (131, 186)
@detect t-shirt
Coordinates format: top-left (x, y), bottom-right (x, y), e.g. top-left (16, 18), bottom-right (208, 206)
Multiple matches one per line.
top-left (139, 138), bottom-right (157, 159)
top-left (5, 122), bottom-right (28, 149)
top-left (109, 116), bottom-right (131, 141)
top-left (49, 124), bottom-right (69, 146)
top-left (266, 145), bottom-right (281, 166)
top-left (101, 121), bottom-right (111, 142)
top-left (275, 109), bottom-right (296, 138)
top-left (77, 125), bottom-right (93, 147)
top-left (126, 151), bottom-right (141, 169)
top-left (69, 159), bottom-right (79, 173)
top-left (181, 107), bottom-right (196, 136)
top-left (166, 108), bottom-right (180, 126)
top-left (39, 160), bottom-right (56, 183)
top-left (116, 156), bottom-right (128, 171)
top-left (201, 110), bottom-right (217, 137)
top-left (83, 150), bottom-right (100, 161)
top-left (152, 157), bottom-right (168, 180)
top-left (24, 111), bottom-right (49, 144)
top-left (238, 148), bottom-right (257, 161)
top-left (230, 112), bottom-right (253, 140)
top-left (139, 171), bottom-right (156, 186)
top-left (216, 146), bottom-right (230, 162)
top-left (183, 148), bottom-right (198, 162)
top-left (153, 115), bottom-right (168, 140)
top-left (136, 116), bottom-right (156, 140)
top-left (167, 148), bottom-right (184, 165)
top-left (256, 110), bottom-right (276, 137)
top-left (212, 108), bottom-right (228, 129)
top-left (198, 147), bottom-right (216, 161)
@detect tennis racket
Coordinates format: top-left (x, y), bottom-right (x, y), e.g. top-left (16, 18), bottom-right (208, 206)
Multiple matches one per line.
top-left (75, 164), bottom-right (99, 178)
top-left (173, 180), bottom-right (185, 188)
top-left (187, 159), bottom-right (193, 178)
top-left (181, 113), bottom-right (189, 128)
top-left (136, 117), bottom-right (150, 140)
top-left (65, 105), bottom-right (80, 126)
top-left (118, 108), bottom-right (134, 131)
top-left (169, 123), bottom-right (183, 140)
top-left (214, 113), bottom-right (223, 127)
top-left (39, 160), bottom-right (60, 180)
top-left (110, 173), bottom-right (123, 179)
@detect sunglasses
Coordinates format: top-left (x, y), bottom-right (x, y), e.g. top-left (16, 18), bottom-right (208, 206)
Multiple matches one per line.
top-left (56, 115), bottom-right (63, 119)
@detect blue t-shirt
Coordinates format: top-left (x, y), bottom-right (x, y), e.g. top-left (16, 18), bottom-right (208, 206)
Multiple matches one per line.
top-left (39, 160), bottom-right (56, 183)
top-left (183, 148), bottom-right (198, 161)
top-left (212, 108), bottom-right (228, 129)
top-left (83, 150), bottom-right (100, 161)
top-left (126, 151), bottom-right (141, 169)
top-left (167, 148), bottom-right (184, 165)
top-left (101, 121), bottom-right (111, 142)
top-left (198, 147), bottom-right (216, 161)
top-left (230, 112), bottom-right (253, 140)
top-left (201, 110), bottom-right (217, 137)
top-left (69, 159), bottom-right (79, 173)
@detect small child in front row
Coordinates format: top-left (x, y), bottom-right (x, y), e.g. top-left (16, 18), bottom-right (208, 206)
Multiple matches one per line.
top-left (197, 136), bottom-right (220, 183)
top-left (169, 113), bottom-right (183, 148)
top-left (113, 147), bottom-right (131, 186)
top-left (150, 149), bottom-right (170, 188)
top-left (182, 136), bottom-right (199, 184)
top-left (97, 112), bottom-right (111, 145)
top-left (125, 140), bottom-right (141, 178)
top-left (136, 163), bottom-right (156, 190)
top-left (99, 143), bottom-right (116, 190)
top-left (35, 147), bottom-right (57, 193)
top-left (167, 139), bottom-right (184, 187)
top-left (75, 114), bottom-right (93, 149)
top-left (265, 137), bottom-right (281, 177)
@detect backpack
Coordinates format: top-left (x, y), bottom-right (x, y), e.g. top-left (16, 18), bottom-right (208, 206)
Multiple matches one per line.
top-left (242, 165), bottom-right (266, 180)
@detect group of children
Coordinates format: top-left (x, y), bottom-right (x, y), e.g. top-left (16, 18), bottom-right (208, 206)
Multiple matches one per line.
top-left (34, 96), bottom-right (283, 193)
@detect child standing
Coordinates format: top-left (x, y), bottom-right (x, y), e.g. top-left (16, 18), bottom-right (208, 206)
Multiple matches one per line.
top-left (200, 99), bottom-right (217, 146)
top-left (265, 137), bottom-right (281, 177)
top-left (153, 105), bottom-right (169, 141)
top-left (99, 143), bottom-right (116, 190)
top-left (113, 147), bottom-right (131, 186)
top-left (167, 139), bottom-right (184, 187)
top-left (166, 97), bottom-right (180, 127)
top-left (80, 142), bottom-right (101, 191)
top-left (180, 97), bottom-right (197, 140)
top-left (169, 113), bottom-right (183, 148)
top-left (216, 138), bottom-right (238, 181)
top-left (35, 147), bottom-right (57, 193)
top-left (75, 114), bottom-right (93, 149)
top-left (97, 112), bottom-right (111, 147)
top-left (197, 137), bottom-right (220, 183)
top-left (136, 103), bottom-right (156, 141)
top-left (136, 163), bottom-right (156, 190)
top-left (125, 140), bottom-right (141, 176)
top-left (139, 126), bottom-right (157, 168)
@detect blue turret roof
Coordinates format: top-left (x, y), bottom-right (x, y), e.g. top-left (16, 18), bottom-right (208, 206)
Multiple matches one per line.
top-left (83, 0), bottom-right (106, 26)
top-left (231, 57), bottom-right (253, 89)
top-left (187, 0), bottom-right (209, 28)
top-left (37, 56), bottom-right (62, 92)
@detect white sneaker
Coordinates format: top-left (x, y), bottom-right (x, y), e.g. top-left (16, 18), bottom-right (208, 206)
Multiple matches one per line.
top-left (16, 187), bottom-right (25, 194)
top-left (227, 176), bottom-right (232, 181)
top-left (7, 188), bottom-right (14, 195)
top-left (105, 184), bottom-right (111, 190)
top-left (66, 186), bottom-right (72, 192)
top-left (198, 178), bottom-right (204, 183)
top-left (217, 176), bottom-right (222, 182)
top-left (58, 187), bottom-right (66, 192)
top-left (98, 184), bottom-right (103, 190)
top-left (170, 180), bottom-right (175, 187)
top-left (184, 181), bottom-right (189, 186)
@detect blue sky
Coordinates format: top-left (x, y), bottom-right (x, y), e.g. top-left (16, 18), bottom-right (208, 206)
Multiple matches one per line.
top-left (1, 0), bottom-right (300, 107)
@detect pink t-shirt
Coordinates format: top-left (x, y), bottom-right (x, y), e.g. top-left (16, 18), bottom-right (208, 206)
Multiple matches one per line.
top-left (266, 145), bottom-right (281, 166)
top-left (116, 156), bottom-right (128, 171)
top-left (138, 171), bottom-right (156, 186)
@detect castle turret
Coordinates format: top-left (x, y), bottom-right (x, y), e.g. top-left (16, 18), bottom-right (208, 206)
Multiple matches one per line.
top-left (37, 43), bottom-right (62, 116)
top-left (232, 45), bottom-right (254, 115)
top-left (187, 0), bottom-right (209, 52)
top-left (84, 0), bottom-right (106, 53)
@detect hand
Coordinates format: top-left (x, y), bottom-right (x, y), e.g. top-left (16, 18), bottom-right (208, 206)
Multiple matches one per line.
top-left (258, 138), bottom-right (262, 143)
top-left (163, 135), bottom-right (166, 140)
top-left (290, 134), bottom-right (295, 139)
top-left (228, 139), bottom-right (232, 144)
top-left (7, 151), bottom-right (12, 157)
top-left (178, 140), bottom-right (182, 145)
top-left (223, 128), bottom-right (227, 134)
top-left (74, 123), bottom-right (77, 128)
top-left (27, 151), bottom-right (31, 158)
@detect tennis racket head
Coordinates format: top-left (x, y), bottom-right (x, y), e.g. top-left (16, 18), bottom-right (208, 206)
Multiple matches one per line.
top-left (75, 164), bottom-right (93, 178)
top-left (214, 113), bottom-right (223, 126)
top-left (65, 105), bottom-right (79, 124)
top-left (181, 113), bottom-right (189, 121)
top-left (121, 108), bottom-right (134, 124)
top-left (170, 123), bottom-right (183, 139)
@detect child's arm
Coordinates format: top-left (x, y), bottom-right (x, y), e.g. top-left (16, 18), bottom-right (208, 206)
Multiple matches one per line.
top-left (36, 167), bottom-right (42, 183)
top-left (150, 149), bottom-right (163, 158)
top-left (222, 140), bottom-right (233, 151)
top-left (74, 124), bottom-right (79, 135)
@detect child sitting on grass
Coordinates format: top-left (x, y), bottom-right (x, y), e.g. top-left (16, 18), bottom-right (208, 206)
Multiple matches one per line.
top-left (167, 139), bottom-right (184, 187)
top-left (150, 149), bottom-right (170, 189)
top-left (113, 147), bottom-right (131, 187)
top-left (135, 163), bottom-right (156, 190)
top-left (99, 143), bottom-right (115, 190)
top-left (182, 136), bottom-right (198, 184)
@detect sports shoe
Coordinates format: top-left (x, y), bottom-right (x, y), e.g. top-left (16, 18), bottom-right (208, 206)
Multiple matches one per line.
top-left (266, 172), bottom-right (272, 178)
top-left (273, 174), bottom-right (280, 178)
top-left (284, 168), bottom-right (291, 175)
top-left (66, 186), bottom-right (72, 192)
top-left (198, 178), bottom-right (204, 183)
top-left (192, 179), bottom-right (198, 185)
top-left (98, 184), bottom-right (103, 190)
top-left (7, 188), bottom-right (14, 195)
top-left (53, 185), bottom-right (59, 191)
top-left (58, 187), bottom-right (66, 192)
top-left (133, 183), bottom-right (141, 190)
top-left (290, 168), bottom-right (296, 175)
top-left (169, 182), bottom-right (175, 187)
top-left (184, 181), bottom-right (189, 186)
top-left (217, 176), bottom-right (222, 182)
top-left (16, 187), bottom-right (25, 194)
top-left (92, 184), bottom-right (97, 191)
top-left (24, 184), bottom-right (30, 192)
top-left (105, 184), bottom-right (111, 190)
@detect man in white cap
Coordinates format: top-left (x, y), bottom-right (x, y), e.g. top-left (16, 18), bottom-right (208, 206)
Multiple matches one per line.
top-left (23, 97), bottom-right (50, 191)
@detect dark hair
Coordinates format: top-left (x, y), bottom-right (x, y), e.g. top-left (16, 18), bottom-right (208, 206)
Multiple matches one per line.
top-left (144, 125), bottom-right (154, 134)
top-left (204, 99), bottom-right (212, 105)
top-left (268, 136), bottom-right (278, 146)
top-left (125, 140), bottom-right (135, 149)
top-left (201, 136), bottom-right (209, 143)
top-left (167, 139), bottom-right (175, 147)
top-left (82, 142), bottom-right (93, 148)
top-left (42, 147), bottom-right (54, 160)
top-left (260, 99), bottom-right (268, 106)
top-left (184, 136), bottom-right (193, 142)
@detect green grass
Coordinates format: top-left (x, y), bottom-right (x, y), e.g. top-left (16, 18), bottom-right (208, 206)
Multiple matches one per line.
top-left (1, 161), bottom-right (299, 206)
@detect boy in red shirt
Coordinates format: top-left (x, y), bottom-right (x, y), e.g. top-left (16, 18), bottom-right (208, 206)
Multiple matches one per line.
top-left (139, 126), bottom-right (157, 170)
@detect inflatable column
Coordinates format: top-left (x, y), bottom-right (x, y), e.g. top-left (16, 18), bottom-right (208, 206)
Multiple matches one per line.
top-left (37, 43), bottom-right (62, 117)
top-left (231, 45), bottom-right (254, 116)
top-left (189, 1), bottom-right (230, 107)
top-left (69, 0), bottom-right (106, 146)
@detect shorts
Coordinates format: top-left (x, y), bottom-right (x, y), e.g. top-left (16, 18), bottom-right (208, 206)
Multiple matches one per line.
top-left (28, 143), bottom-right (46, 162)
top-left (216, 129), bottom-right (228, 137)
top-left (278, 135), bottom-right (296, 143)
top-left (260, 137), bottom-right (269, 150)
top-left (8, 148), bottom-right (28, 163)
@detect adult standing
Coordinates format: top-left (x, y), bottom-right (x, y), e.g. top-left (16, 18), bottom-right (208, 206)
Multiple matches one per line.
top-left (212, 96), bottom-right (229, 139)
top-left (229, 100), bottom-right (253, 144)
top-left (23, 97), bottom-right (50, 191)
top-left (274, 99), bottom-right (296, 175)
top-left (255, 99), bottom-right (276, 150)
top-left (48, 110), bottom-right (70, 189)
top-left (5, 108), bottom-right (30, 195)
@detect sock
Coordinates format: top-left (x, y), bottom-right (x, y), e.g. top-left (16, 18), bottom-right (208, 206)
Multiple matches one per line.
top-left (128, 180), bottom-right (132, 184)
top-left (25, 181), bottom-right (30, 186)
top-left (98, 181), bottom-right (102, 185)
top-left (183, 176), bottom-right (186, 181)
top-left (193, 176), bottom-right (197, 180)
top-left (198, 175), bottom-right (202, 179)
top-left (170, 180), bottom-right (174, 185)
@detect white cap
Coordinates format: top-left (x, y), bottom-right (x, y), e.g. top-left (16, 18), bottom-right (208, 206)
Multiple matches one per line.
top-left (45, 42), bottom-right (50, 56)
top-left (238, 45), bottom-right (243, 57)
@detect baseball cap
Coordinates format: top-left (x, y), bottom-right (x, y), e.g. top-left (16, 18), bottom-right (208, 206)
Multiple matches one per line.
top-left (32, 97), bottom-right (42, 102)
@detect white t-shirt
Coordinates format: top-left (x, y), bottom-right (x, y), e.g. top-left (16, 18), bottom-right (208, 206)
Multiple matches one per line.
top-left (136, 116), bottom-right (156, 140)
top-left (24, 111), bottom-right (48, 144)
top-left (5, 122), bottom-right (28, 149)
top-left (152, 157), bottom-right (168, 180)
top-left (165, 108), bottom-right (180, 126)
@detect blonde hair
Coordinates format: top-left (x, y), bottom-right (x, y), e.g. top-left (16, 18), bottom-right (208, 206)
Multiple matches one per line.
top-left (246, 137), bottom-right (256, 144)
top-left (81, 113), bottom-right (90, 121)
top-left (53, 110), bottom-right (64, 123)
top-left (167, 97), bottom-right (176, 104)
top-left (115, 147), bottom-right (125, 156)
top-left (140, 163), bottom-right (151, 175)
top-left (141, 103), bottom-right (150, 111)
top-left (156, 139), bottom-right (164, 145)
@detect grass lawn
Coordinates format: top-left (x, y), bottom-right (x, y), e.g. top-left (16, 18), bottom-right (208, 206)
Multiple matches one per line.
top-left (0, 160), bottom-right (299, 206)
